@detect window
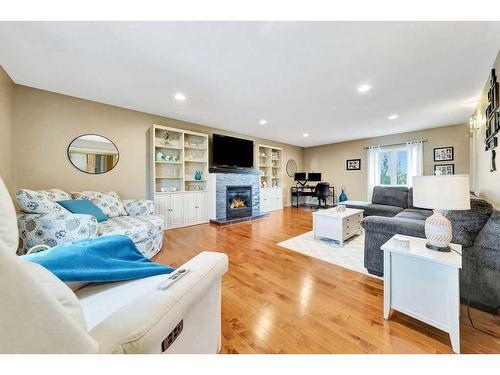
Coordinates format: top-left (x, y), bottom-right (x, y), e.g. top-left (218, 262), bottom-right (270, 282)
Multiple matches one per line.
top-left (378, 148), bottom-right (408, 187)
top-left (367, 141), bottom-right (423, 199)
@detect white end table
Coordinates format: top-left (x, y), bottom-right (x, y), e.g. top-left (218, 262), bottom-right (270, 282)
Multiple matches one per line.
top-left (312, 208), bottom-right (363, 246)
top-left (380, 235), bottom-right (462, 353)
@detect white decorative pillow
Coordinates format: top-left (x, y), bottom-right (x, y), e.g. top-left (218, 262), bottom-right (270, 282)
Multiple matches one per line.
top-left (71, 191), bottom-right (128, 218)
top-left (16, 189), bottom-right (70, 214)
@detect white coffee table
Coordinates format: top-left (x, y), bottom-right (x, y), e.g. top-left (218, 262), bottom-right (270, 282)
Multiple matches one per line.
top-left (380, 235), bottom-right (462, 353)
top-left (312, 207), bottom-right (363, 246)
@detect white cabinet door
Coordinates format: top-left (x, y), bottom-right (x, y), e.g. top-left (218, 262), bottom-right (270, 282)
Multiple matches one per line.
top-left (270, 188), bottom-right (279, 210)
top-left (170, 194), bottom-right (185, 226)
top-left (260, 189), bottom-right (270, 212)
top-left (183, 193), bottom-right (197, 225)
top-left (196, 191), bottom-right (208, 223)
top-left (272, 188), bottom-right (282, 210)
top-left (155, 195), bottom-right (170, 224)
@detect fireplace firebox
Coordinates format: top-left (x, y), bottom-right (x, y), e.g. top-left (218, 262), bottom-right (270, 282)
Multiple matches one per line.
top-left (226, 186), bottom-right (252, 220)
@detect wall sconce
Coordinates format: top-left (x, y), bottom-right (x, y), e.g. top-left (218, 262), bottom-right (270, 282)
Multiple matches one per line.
top-left (469, 114), bottom-right (483, 132)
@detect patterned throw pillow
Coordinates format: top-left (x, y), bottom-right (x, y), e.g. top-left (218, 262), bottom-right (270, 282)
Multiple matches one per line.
top-left (71, 191), bottom-right (128, 218)
top-left (16, 189), bottom-right (71, 214)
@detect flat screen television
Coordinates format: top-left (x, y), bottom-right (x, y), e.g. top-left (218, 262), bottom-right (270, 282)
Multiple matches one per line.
top-left (212, 134), bottom-right (254, 168)
top-left (308, 173), bottom-right (322, 181)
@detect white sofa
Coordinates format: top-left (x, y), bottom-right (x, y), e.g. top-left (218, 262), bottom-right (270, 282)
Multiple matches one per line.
top-left (0, 178), bottom-right (229, 354)
top-left (16, 188), bottom-right (165, 258)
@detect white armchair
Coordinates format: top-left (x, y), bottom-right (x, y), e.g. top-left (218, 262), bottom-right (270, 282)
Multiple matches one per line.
top-left (0, 178), bottom-right (228, 354)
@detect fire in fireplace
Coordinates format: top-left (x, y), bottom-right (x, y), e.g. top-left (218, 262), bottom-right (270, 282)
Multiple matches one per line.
top-left (226, 185), bottom-right (252, 220)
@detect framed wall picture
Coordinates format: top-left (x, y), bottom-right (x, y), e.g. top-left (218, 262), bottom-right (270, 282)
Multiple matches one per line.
top-left (433, 146), bottom-right (454, 162)
top-left (346, 159), bottom-right (361, 170)
top-left (434, 164), bottom-right (455, 175)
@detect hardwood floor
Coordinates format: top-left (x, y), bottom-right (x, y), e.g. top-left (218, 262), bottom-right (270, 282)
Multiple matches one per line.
top-left (154, 207), bottom-right (500, 354)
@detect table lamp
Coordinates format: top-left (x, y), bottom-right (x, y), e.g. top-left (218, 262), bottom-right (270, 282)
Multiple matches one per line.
top-left (412, 175), bottom-right (470, 252)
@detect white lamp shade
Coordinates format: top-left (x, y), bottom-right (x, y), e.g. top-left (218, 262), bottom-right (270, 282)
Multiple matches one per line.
top-left (413, 175), bottom-right (471, 210)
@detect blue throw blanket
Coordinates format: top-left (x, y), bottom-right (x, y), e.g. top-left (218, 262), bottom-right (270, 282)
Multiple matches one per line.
top-left (23, 235), bottom-right (174, 282)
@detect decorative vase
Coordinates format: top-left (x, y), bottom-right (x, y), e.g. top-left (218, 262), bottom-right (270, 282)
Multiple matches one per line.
top-left (155, 152), bottom-right (165, 161)
top-left (339, 187), bottom-right (348, 202)
top-left (194, 170), bottom-right (202, 181)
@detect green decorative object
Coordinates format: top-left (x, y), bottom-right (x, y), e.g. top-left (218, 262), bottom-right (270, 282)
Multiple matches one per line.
top-left (155, 151), bottom-right (165, 161)
top-left (194, 170), bottom-right (202, 181)
top-left (162, 132), bottom-right (172, 146)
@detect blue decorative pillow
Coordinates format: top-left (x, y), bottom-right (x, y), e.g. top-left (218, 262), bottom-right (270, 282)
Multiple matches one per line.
top-left (57, 200), bottom-right (108, 222)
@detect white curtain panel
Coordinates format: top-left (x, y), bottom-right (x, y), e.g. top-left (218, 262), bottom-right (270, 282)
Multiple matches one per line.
top-left (366, 145), bottom-right (380, 200)
top-left (406, 140), bottom-right (423, 187)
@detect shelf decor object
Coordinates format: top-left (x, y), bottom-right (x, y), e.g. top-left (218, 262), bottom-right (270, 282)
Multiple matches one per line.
top-left (412, 175), bottom-right (470, 252)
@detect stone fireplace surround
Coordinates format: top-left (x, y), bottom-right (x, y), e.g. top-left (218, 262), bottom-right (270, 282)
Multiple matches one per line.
top-left (208, 167), bottom-right (269, 225)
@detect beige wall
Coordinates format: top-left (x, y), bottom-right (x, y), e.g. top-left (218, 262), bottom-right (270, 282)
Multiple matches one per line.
top-left (471, 50), bottom-right (500, 208)
top-left (14, 85), bottom-right (304, 204)
top-left (0, 66), bottom-right (16, 196)
top-left (305, 124), bottom-right (470, 201)
top-left (12, 82), bottom-right (474, 207)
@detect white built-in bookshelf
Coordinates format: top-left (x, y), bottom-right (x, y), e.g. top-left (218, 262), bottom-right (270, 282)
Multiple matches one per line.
top-left (149, 125), bottom-right (210, 230)
top-left (150, 125), bottom-right (209, 194)
top-left (255, 144), bottom-right (283, 189)
top-left (255, 144), bottom-right (283, 211)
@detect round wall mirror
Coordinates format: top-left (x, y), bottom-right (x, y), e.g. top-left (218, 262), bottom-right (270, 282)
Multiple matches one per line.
top-left (67, 134), bottom-right (119, 174)
top-left (286, 159), bottom-right (297, 177)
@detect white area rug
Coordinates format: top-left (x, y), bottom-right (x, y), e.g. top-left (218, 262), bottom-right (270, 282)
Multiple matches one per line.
top-left (277, 230), bottom-right (380, 279)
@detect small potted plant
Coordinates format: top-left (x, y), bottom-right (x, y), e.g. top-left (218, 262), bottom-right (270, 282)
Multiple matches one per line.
top-left (162, 132), bottom-right (172, 146)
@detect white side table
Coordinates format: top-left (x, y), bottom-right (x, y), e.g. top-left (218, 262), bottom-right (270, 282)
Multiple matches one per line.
top-left (380, 235), bottom-right (462, 353)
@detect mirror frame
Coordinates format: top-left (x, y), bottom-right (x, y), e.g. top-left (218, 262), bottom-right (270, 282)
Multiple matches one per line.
top-left (67, 133), bottom-right (120, 175)
top-left (286, 159), bottom-right (298, 177)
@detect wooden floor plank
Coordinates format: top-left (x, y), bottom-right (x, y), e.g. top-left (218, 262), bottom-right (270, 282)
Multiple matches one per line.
top-left (154, 207), bottom-right (500, 354)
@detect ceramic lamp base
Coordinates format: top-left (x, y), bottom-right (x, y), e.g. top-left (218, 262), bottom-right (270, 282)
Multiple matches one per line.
top-left (424, 209), bottom-right (453, 251)
top-left (425, 242), bottom-right (451, 252)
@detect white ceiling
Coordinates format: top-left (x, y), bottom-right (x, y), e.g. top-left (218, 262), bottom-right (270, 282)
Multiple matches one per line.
top-left (1, 22), bottom-right (499, 147)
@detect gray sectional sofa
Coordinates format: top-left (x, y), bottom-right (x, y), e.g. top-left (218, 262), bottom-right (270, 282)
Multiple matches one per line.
top-left (344, 186), bottom-right (499, 313)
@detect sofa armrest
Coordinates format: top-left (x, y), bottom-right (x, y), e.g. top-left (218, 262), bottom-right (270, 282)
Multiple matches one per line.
top-left (122, 199), bottom-right (155, 216)
top-left (87, 251), bottom-right (228, 354)
top-left (17, 213), bottom-right (98, 255)
top-left (361, 216), bottom-right (425, 238)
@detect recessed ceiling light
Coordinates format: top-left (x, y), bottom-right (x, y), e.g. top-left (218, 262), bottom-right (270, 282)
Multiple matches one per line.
top-left (174, 92), bottom-right (186, 101)
top-left (388, 114), bottom-right (399, 120)
top-left (302, 133), bottom-right (309, 137)
top-left (357, 84), bottom-right (371, 93)
top-left (259, 120), bottom-right (267, 125)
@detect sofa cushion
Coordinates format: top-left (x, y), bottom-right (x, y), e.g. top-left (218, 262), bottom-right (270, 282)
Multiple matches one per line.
top-left (395, 208), bottom-right (433, 221)
top-left (473, 209), bottom-right (500, 249)
top-left (98, 215), bottom-right (165, 244)
top-left (72, 191), bottom-right (128, 218)
top-left (446, 197), bottom-right (493, 247)
top-left (57, 200), bottom-right (108, 223)
top-left (21, 261), bottom-right (88, 330)
top-left (16, 189), bottom-right (70, 214)
top-left (360, 204), bottom-right (404, 217)
top-left (371, 186), bottom-right (408, 208)
top-left (361, 216), bottom-right (426, 237)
